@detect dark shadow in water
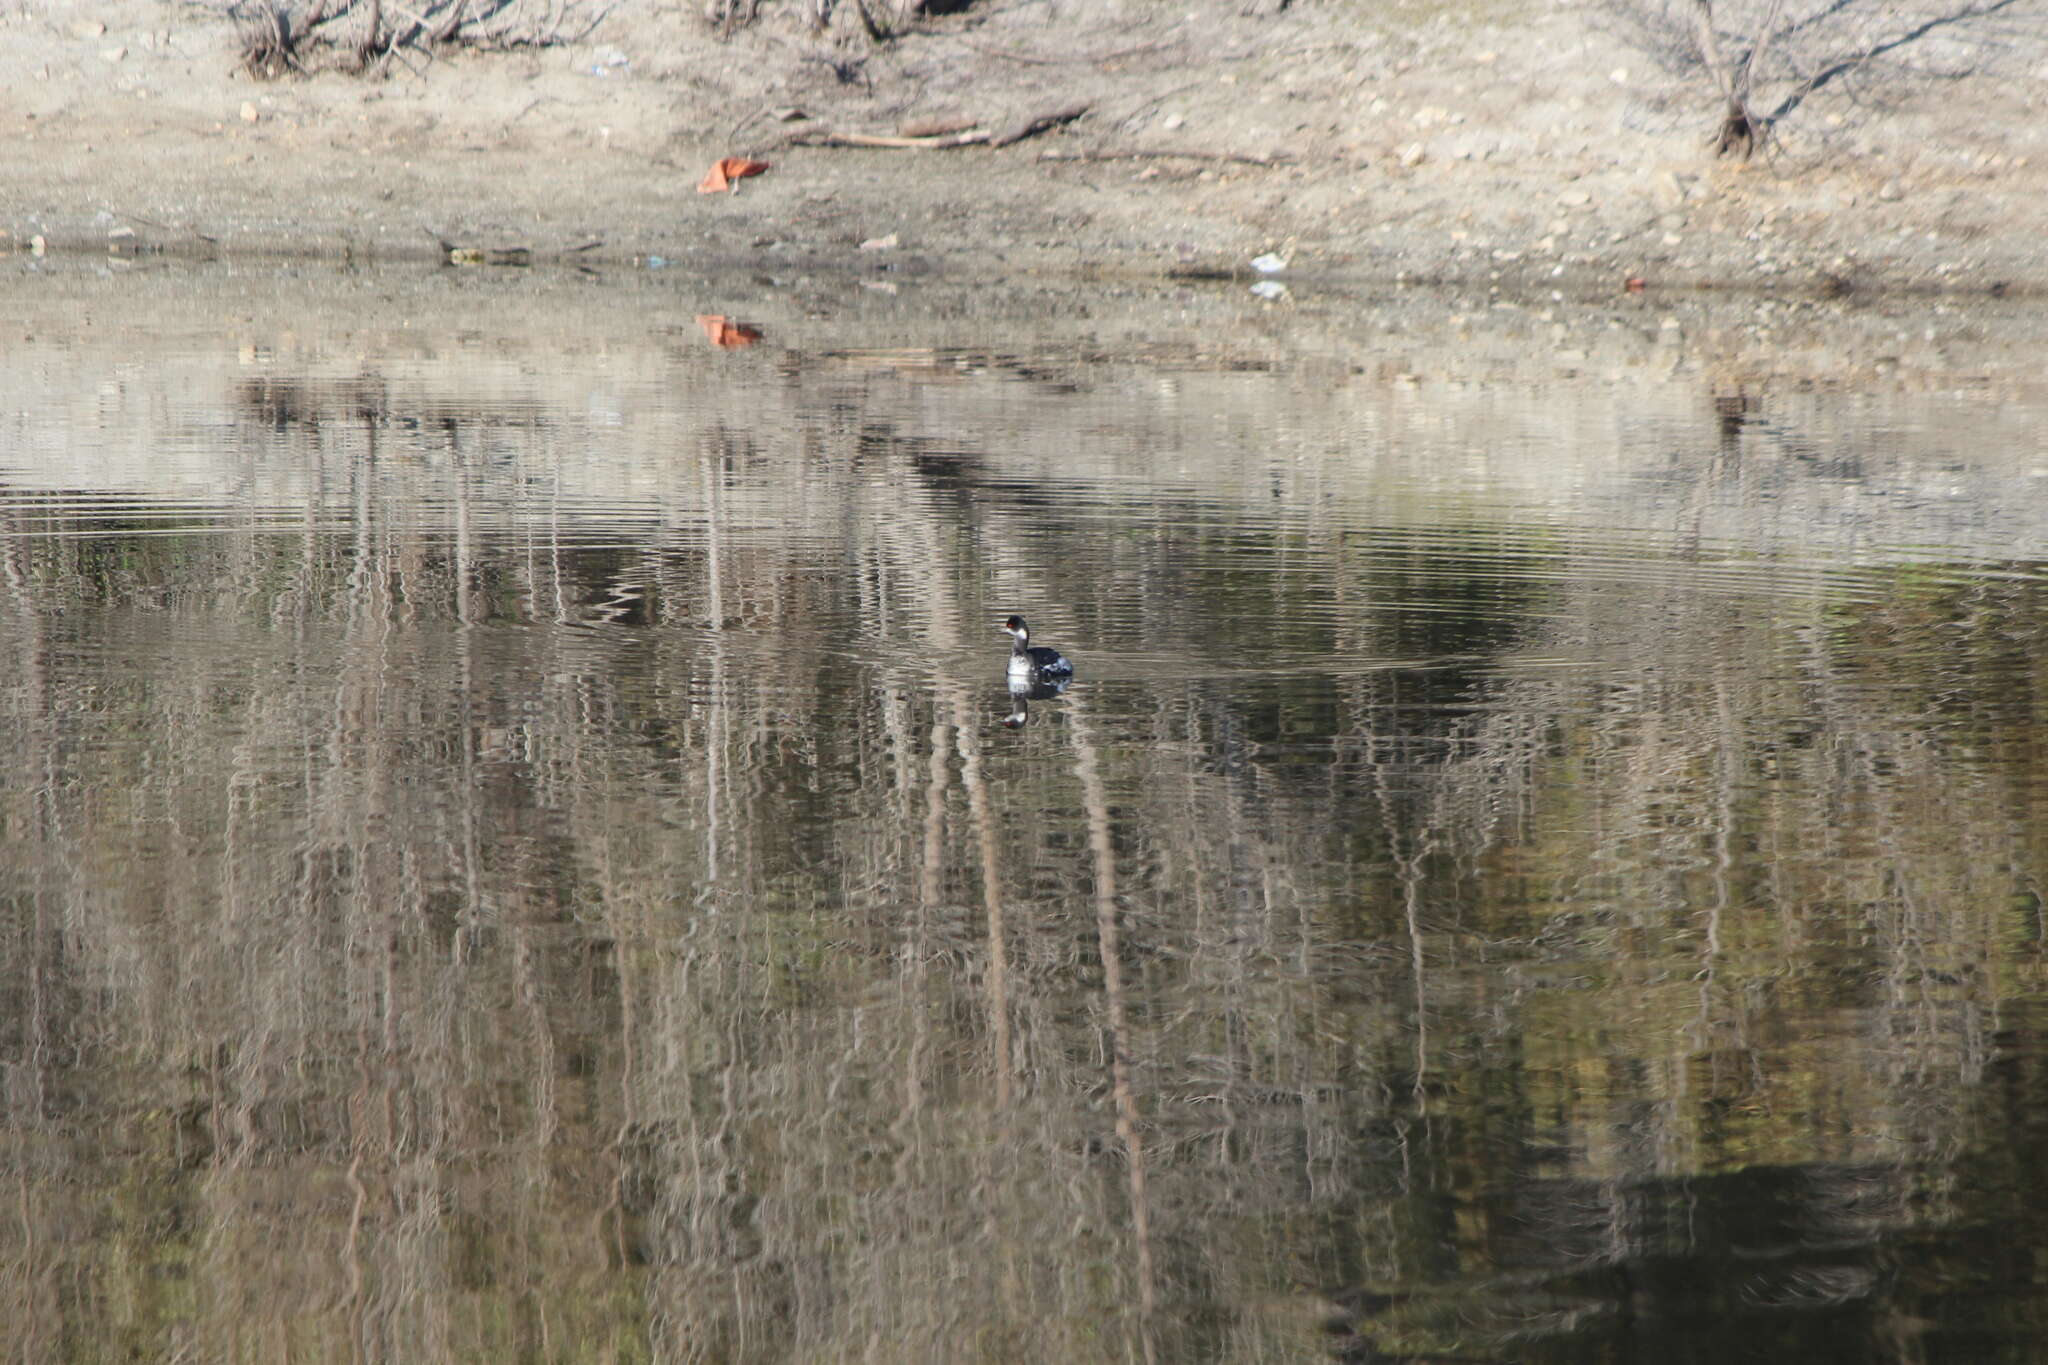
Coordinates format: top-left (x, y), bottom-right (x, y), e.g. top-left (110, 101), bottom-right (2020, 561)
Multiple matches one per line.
top-left (1315, 1160), bottom-right (1936, 1364)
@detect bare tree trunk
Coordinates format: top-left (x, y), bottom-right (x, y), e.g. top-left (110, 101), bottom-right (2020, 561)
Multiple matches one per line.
top-left (1691, 0), bottom-right (1769, 157)
top-left (359, 0), bottom-right (383, 66)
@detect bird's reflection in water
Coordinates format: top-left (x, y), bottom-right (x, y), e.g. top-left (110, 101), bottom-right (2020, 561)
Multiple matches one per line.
top-left (998, 615), bottom-right (1074, 728)
top-left (1001, 672), bottom-right (1070, 728)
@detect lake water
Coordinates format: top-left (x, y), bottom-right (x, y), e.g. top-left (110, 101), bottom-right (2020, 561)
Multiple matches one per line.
top-left (4, 260), bottom-right (2047, 1363)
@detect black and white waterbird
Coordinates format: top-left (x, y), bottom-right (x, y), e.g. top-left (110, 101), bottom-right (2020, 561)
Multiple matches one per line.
top-left (1001, 616), bottom-right (1073, 681)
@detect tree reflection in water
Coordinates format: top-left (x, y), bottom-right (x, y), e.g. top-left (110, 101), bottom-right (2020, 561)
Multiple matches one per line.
top-left (0, 280), bottom-right (2043, 1363)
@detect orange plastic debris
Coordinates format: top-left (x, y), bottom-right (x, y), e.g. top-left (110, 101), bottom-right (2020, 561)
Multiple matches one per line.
top-left (697, 158), bottom-right (772, 194)
top-left (696, 315), bottom-right (764, 349)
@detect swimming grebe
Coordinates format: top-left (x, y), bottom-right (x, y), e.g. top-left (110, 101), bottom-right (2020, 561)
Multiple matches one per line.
top-left (1002, 616), bottom-right (1073, 679)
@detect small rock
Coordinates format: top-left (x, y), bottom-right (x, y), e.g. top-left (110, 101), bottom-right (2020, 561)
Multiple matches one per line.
top-left (859, 233), bottom-right (899, 251)
top-left (29, 235), bottom-right (46, 257)
top-left (71, 19), bottom-right (106, 38)
top-left (1162, 113), bottom-right (1186, 131)
top-left (1877, 179), bottom-right (1904, 201)
top-left (99, 45), bottom-right (126, 63)
top-left (1398, 142), bottom-right (1426, 167)
top-left (1250, 251), bottom-right (1288, 273)
top-left (771, 107), bottom-right (808, 121)
top-left (1558, 188), bottom-right (1591, 207)
top-left (1609, 67), bottom-right (1628, 84)
top-left (1651, 169), bottom-right (1688, 210)
top-left (107, 224), bottom-right (135, 239)
top-left (240, 101), bottom-right (259, 122)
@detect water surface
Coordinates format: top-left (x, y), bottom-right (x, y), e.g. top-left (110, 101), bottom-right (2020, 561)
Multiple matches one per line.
top-left (3, 262), bottom-right (2046, 1363)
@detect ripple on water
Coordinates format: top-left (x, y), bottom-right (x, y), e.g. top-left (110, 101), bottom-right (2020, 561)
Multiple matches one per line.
top-left (2, 304), bottom-right (2047, 1364)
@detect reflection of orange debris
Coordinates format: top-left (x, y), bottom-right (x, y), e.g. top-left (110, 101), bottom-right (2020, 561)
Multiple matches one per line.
top-left (697, 158), bottom-right (772, 194)
top-left (696, 315), bottom-right (764, 348)
top-left (1624, 276), bottom-right (1647, 293)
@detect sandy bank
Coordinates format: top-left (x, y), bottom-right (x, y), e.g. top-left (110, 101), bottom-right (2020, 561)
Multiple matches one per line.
top-left (4, 0), bottom-right (2045, 297)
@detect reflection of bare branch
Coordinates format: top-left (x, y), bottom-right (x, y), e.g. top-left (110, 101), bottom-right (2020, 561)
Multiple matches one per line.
top-left (955, 704), bottom-right (1014, 1107)
top-left (1070, 698), bottom-right (1158, 1348)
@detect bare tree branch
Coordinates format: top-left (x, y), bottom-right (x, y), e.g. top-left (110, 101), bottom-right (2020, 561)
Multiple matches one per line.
top-left (1628, 0), bottom-right (2043, 155)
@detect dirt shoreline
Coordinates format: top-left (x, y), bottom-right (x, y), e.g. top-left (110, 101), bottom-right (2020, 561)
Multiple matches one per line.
top-left (5, 1), bottom-right (2045, 297)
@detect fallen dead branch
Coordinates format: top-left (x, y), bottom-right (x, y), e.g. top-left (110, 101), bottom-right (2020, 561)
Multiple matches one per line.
top-left (790, 128), bottom-right (993, 148)
top-left (952, 36), bottom-right (1181, 65)
top-left (988, 102), bottom-right (1091, 147)
top-left (424, 229), bottom-right (532, 265)
top-left (785, 104), bottom-right (1089, 151)
top-left (1038, 146), bottom-right (1294, 167)
top-left (897, 118), bottom-right (980, 138)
